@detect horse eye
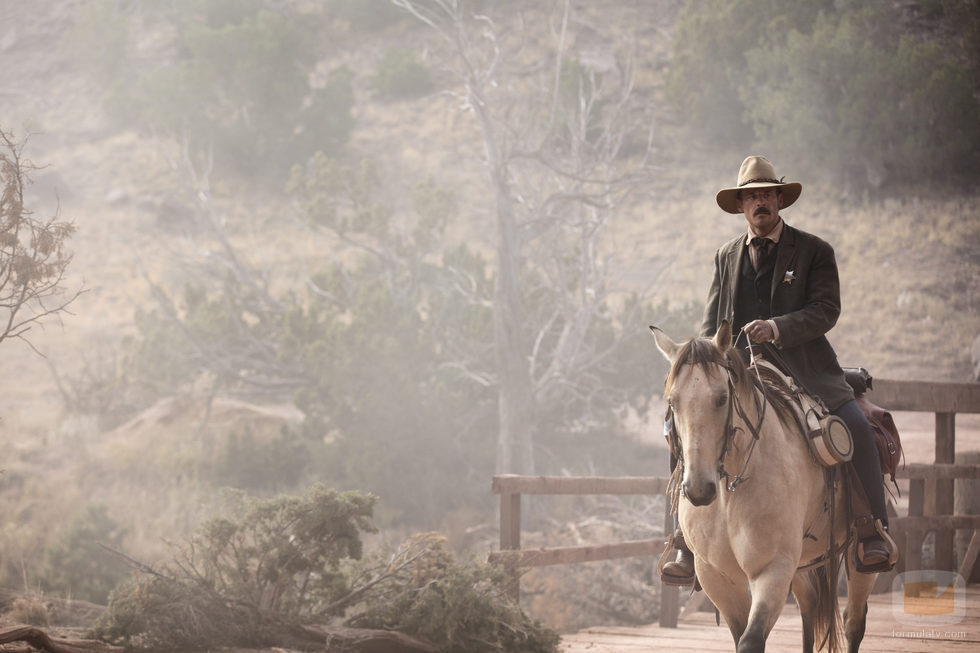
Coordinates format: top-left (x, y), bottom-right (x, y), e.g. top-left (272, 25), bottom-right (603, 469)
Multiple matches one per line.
top-left (716, 393), bottom-right (728, 408)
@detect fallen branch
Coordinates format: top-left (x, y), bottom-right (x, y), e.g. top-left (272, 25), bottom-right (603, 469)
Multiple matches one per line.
top-left (0, 625), bottom-right (122, 653)
top-left (304, 624), bottom-right (438, 653)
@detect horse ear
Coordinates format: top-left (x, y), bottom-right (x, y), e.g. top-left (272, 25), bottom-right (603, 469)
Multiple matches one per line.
top-left (649, 325), bottom-right (681, 362)
top-left (713, 320), bottom-right (733, 353)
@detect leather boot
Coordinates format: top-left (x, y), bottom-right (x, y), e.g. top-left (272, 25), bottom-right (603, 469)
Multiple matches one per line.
top-left (661, 526), bottom-right (695, 586)
top-left (856, 519), bottom-right (897, 572)
top-left (661, 547), bottom-right (695, 586)
top-left (859, 535), bottom-right (890, 567)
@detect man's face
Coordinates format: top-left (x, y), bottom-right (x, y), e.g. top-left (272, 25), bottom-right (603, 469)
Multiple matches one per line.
top-left (736, 187), bottom-right (782, 236)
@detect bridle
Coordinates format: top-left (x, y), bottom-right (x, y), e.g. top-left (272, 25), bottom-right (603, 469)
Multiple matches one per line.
top-left (667, 347), bottom-right (769, 494)
top-left (719, 361), bottom-right (767, 491)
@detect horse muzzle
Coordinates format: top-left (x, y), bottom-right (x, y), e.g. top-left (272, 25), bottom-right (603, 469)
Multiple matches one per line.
top-left (682, 476), bottom-right (718, 506)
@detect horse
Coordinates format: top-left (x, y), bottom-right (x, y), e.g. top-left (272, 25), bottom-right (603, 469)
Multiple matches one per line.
top-left (650, 321), bottom-right (878, 653)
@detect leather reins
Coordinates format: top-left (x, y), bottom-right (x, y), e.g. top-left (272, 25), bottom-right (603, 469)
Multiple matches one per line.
top-left (667, 348), bottom-right (769, 495)
top-left (718, 361), bottom-right (767, 492)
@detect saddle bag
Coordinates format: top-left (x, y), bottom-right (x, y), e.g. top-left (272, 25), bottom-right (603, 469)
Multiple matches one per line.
top-left (799, 392), bottom-right (853, 466)
top-left (843, 366), bottom-right (904, 485)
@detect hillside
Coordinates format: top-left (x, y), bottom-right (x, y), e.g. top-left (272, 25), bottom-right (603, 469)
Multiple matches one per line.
top-left (0, 0), bottom-right (978, 639)
top-left (0, 2), bottom-right (971, 412)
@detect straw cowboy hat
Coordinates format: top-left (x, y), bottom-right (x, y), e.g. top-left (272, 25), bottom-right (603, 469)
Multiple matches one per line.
top-left (716, 155), bottom-right (802, 214)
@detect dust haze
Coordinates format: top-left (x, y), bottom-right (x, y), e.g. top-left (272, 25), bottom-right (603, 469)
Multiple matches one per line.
top-left (0, 0), bottom-right (977, 635)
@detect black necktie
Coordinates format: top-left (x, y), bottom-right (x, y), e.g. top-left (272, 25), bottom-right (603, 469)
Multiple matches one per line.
top-left (750, 237), bottom-right (773, 269)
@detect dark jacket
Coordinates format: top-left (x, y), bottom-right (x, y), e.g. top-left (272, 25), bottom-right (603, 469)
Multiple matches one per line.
top-left (700, 222), bottom-right (854, 410)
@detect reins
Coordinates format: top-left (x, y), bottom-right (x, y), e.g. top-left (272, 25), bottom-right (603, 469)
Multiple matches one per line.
top-left (718, 330), bottom-right (768, 492)
top-left (719, 363), bottom-right (765, 491)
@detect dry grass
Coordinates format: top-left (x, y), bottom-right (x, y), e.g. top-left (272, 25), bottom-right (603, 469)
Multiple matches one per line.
top-left (825, 194), bottom-right (980, 380)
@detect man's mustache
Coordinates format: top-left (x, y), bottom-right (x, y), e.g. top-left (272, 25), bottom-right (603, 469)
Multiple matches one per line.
top-left (754, 207), bottom-right (771, 217)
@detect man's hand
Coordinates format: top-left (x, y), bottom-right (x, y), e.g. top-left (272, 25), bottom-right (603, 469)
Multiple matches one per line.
top-left (743, 319), bottom-right (774, 343)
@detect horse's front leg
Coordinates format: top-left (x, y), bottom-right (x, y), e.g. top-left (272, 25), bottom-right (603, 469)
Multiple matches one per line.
top-left (737, 554), bottom-right (797, 653)
top-left (693, 558), bottom-right (752, 644)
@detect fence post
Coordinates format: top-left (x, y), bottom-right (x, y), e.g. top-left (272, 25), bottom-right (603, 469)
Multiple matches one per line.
top-left (659, 502), bottom-right (678, 627)
top-left (499, 490), bottom-right (522, 602)
top-left (935, 412), bottom-right (955, 570)
top-left (905, 478), bottom-right (925, 571)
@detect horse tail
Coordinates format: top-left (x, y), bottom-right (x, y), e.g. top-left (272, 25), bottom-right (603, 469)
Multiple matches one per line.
top-left (810, 560), bottom-right (843, 653)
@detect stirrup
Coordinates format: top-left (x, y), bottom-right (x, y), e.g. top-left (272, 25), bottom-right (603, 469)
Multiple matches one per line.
top-left (855, 519), bottom-right (898, 573)
top-left (661, 550), bottom-right (696, 587)
top-left (658, 536), bottom-right (695, 587)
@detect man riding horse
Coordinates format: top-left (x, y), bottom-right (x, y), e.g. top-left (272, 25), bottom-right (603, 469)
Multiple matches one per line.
top-left (661, 155), bottom-right (892, 585)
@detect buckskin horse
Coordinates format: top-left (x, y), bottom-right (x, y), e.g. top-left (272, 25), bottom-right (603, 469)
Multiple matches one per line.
top-left (651, 321), bottom-right (878, 653)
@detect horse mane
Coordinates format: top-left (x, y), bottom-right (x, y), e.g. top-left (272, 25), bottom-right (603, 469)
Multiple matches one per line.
top-left (665, 337), bottom-right (800, 430)
top-left (664, 337), bottom-right (746, 395)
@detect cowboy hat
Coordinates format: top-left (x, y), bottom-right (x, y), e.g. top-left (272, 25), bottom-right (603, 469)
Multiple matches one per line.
top-left (715, 155), bottom-right (802, 214)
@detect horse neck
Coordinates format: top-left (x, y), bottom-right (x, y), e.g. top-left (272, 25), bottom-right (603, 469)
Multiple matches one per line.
top-left (725, 373), bottom-right (814, 482)
top-left (725, 375), bottom-right (792, 467)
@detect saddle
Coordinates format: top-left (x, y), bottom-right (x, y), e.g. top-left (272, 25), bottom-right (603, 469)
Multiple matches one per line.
top-left (750, 357), bottom-right (900, 573)
top-left (843, 367), bottom-right (905, 488)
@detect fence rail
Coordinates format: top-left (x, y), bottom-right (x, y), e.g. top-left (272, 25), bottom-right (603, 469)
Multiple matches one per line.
top-left (488, 378), bottom-right (980, 628)
top-left (893, 463), bottom-right (980, 579)
top-left (489, 474), bottom-right (676, 625)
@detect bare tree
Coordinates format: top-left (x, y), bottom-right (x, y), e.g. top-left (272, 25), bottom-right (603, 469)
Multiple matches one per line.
top-left (120, 2), bottom-right (666, 487)
top-left (140, 139), bottom-right (312, 400)
top-left (0, 129), bottom-right (83, 353)
top-left (394, 0), bottom-right (659, 474)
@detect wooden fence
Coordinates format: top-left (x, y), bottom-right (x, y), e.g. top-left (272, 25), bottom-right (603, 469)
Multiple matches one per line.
top-left (488, 378), bottom-right (980, 627)
top-left (894, 463), bottom-right (980, 578)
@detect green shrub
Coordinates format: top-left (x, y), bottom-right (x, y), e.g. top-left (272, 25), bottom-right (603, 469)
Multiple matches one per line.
top-left (666, 0), bottom-right (832, 147)
top-left (210, 426), bottom-right (309, 493)
top-left (40, 504), bottom-right (129, 604)
top-left (8, 595), bottom-right (50, 627)
top-left (667, 1), bottom-right (980, 190)
top-left (351, 533), bottom-right (560, 653)
top-left (94, 485), bottom-right (377, 648)
top-left (98, 4), bottom-right (353, 182)
top-left (375, 48), bottom-right (434, 100)
top-left (744, 9), bottom-right (980, 189)
top-left (93, 574), bottom-right (265, 650)
top-left (93, 491), bottom-right (558, 653)
top-left (64, 1), bottom-right (130, 84)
